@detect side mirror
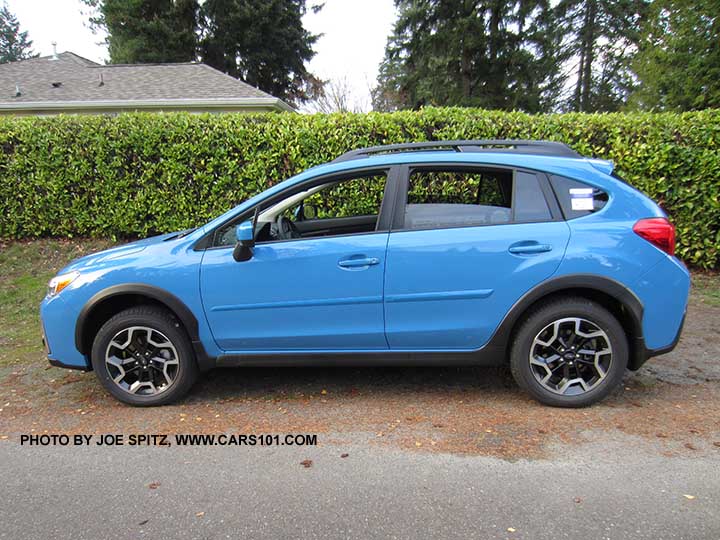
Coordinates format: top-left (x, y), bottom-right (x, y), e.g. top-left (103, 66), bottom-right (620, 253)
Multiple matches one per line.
top-left (294, 203), bottom-right (317, 221)
top-left (233, 220), bottom-right (255, 262)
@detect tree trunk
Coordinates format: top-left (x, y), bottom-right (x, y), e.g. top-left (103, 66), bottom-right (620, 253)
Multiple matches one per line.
top-left (581, 0), bottom-right (597, 111)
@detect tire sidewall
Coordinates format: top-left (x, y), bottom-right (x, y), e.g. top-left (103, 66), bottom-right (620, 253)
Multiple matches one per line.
top-left (511, 300), bottom-right (628, 408)
top-left (91, 309), bottom-right (197, 406)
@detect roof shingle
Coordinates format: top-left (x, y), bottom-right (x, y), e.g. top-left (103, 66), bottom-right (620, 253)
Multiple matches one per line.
top-left (0, 51), bottom-right (277, 103)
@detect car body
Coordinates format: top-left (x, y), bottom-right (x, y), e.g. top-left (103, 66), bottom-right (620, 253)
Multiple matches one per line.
top-left (40, 140), bottom-right (690, 407)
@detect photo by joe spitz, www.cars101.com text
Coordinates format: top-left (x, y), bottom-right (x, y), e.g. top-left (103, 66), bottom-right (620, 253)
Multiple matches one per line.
top-left (40, 140), bottom-right (689, 408)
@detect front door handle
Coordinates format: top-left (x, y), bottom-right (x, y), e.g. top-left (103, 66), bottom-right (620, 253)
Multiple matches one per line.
top-left (338, 257), bottom-right (380, 268)
top-left (508, 242), bottom-right (553, 255)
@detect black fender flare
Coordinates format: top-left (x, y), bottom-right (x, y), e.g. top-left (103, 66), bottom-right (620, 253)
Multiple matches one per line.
top-left (485, 273), bottom-right (646, 367)
top-left (75, 283), bottom-right (213, 371)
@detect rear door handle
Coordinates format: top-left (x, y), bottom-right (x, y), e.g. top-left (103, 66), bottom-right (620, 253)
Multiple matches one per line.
top-left (508, 242), bottom-right (552, 255)
top-left (338, 257), bottom-right (380, 268)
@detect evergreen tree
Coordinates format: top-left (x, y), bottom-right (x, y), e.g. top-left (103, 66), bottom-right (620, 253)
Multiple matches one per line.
top-left (0, 3), bottom-right (36, 64)
top-left (557, 0), bottom-right (649, 112)
top-left (200, 0), bottom-right (322, 105)
top-left (83, 0), bottom-right (199, 64)
top-left (372, 1), bottom-right (566, 113)
top-left (631, 0), bottom-right (720, 111)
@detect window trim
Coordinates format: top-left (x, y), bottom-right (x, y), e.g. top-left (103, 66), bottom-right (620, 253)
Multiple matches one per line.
top-left (195, 165), bottom-right (400, 251)
top-left (391, 163), bottom-right (562, 233)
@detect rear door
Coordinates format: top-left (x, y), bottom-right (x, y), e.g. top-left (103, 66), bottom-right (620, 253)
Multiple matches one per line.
top-left (384, 165), bottom-right (570, 350)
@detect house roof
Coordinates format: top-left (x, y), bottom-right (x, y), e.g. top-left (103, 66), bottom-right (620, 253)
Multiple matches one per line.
top-left (0, 52), bottom-right (293, 113)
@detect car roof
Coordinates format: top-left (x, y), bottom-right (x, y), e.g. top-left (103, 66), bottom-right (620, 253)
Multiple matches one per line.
top-left (298, 150), bottom-right (615, 185)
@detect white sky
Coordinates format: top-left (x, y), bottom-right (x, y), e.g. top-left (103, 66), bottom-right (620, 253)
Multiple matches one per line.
top-left (6, 0), bottom-right (396, 111)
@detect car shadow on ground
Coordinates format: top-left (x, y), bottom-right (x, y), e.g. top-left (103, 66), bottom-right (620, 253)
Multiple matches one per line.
top-left (191, 364), bottom-right (519, 402)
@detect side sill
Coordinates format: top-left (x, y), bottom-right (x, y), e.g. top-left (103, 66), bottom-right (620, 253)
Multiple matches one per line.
top-left (215, 346), bottom-right (506, 368)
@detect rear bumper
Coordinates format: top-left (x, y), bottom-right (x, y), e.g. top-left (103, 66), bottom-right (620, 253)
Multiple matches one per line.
top-left (628, 255), bottom-right (690, 370)
top-left (630, 310), bottom-right (686, 370)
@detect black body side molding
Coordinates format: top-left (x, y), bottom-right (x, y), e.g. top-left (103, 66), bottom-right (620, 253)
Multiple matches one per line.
top-left (219, 274), bottom-right (656, 370)
top-left (75, 274), bottom-right (666, 373)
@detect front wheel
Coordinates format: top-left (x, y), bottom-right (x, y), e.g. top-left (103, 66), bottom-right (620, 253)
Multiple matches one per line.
top-left (510, 297), bottom-right (628, 407)
top-left (91, 306), bottom-right (199, 406)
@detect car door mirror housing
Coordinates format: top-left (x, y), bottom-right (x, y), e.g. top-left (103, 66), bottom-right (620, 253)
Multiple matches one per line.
top-left (233, 220), bottom-right (255, 262)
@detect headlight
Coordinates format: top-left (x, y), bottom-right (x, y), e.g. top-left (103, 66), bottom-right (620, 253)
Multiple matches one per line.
top-left (47, 271), bottom-right (80, 298)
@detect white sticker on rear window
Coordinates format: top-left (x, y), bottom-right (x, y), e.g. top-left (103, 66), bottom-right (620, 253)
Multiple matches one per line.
top-left (570, 188), bottom-right (594, 211)
top-left (571, 197), bottom-right (594, 210)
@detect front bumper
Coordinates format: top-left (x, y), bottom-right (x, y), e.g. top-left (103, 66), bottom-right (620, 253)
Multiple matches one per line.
top-left (40, 294), bottom-right (90, 370)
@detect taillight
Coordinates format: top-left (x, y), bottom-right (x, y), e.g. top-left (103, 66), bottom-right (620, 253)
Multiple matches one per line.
top-left (633, 218), bottom-right (676, 256)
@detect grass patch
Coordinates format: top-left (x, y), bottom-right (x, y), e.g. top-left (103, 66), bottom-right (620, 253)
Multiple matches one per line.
top-left (692, 272), bottom-right (720, 307)
top-left (0, 239), bottom-right (114, 366)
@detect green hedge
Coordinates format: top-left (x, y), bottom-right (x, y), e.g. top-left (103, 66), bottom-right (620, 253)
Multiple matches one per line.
top-left (0, 108), bottom-right (718, 268)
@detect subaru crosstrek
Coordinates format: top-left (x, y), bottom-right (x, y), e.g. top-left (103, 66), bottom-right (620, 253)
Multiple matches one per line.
top-left (40, 140), bottom-right (689, 407)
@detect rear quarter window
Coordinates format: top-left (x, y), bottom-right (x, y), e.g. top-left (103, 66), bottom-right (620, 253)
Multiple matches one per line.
top-left (549, 175), bottom-right (608, 220)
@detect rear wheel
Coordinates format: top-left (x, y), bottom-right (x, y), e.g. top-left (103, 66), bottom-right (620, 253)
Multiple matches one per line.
top-left (510, 297), bottom-right (628, 407)
top-left (91, 306), bottom-right (199, 406)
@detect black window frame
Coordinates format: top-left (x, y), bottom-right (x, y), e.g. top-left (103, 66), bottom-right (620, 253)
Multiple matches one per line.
top-left (193, 165), bottom-right (401, 251)
top-left (390, 163), bottom-right (563, 232)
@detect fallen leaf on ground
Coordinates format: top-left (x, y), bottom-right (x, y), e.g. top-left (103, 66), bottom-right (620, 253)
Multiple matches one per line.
top-left (712, 442), bottom-right (720, 447)
top-left (138, 519), bottom-right (149, 526)
top-left (196, 511), bottom-right (205, 517)
top-left (340, 453), bottom-right (349, 458)
top-left (574, 497), bottom-right (582, 503)
top-left (507, 527), bottom-right (516, 533)
top-left (300, 459), bottom-right (313, 468)
top-left (148, 482), bottom-right (161, 490)
top-left (683, 494), bottom-right (696, 500)
top-left (320, 389), bottom-right (327, 395)
top-left (684, 442), bottom-right (698, 450)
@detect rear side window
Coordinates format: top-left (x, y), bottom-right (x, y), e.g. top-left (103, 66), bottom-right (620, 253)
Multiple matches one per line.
top-left (402, 168), bottom-right (552, 230)
top-left (549, 175), bottom-right (608, 219)
top-left (514, 171), bottom-right (552, 222)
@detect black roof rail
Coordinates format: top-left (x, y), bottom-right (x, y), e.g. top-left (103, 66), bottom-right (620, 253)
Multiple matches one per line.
top-left (332, 139), bottom-right (582, 163)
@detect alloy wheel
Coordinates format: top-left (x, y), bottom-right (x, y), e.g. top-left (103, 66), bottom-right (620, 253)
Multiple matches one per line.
top-left (104, 326), bottom-right (180, 396)
top-left (529, 317), bottom-right (612, 396)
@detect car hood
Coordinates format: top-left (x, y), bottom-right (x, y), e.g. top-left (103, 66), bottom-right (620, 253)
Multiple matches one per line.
top-left (59, 231), bottom-right (188, 273)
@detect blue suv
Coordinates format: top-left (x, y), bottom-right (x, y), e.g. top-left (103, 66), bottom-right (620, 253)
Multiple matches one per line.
top-left (40, 140), bottom-right (689, 407)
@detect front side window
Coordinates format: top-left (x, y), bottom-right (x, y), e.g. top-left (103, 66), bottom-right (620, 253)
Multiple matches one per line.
top-left (402, 168), bottom-right (551, 230)
top-left (282, 174), bottom-right (386, 222)
top-left (213, 172), bottom-right (387, 247)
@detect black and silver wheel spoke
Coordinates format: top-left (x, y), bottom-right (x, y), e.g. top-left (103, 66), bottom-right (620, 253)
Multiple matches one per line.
top-left (105, 326), bottom-right (179, 396)
top-left (529, 317), bottom-right (612, 396)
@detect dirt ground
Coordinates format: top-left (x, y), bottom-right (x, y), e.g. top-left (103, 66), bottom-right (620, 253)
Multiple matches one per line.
top-left (0, 240), bottom-right (718, 460)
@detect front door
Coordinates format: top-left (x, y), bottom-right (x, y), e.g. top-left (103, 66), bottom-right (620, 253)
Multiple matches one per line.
top-left (200, 169), bottom-right (393, 352)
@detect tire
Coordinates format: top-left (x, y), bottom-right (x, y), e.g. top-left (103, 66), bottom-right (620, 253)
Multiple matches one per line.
top-left (91, 306), bottom-right (199, 406)
top-left (510, 297), bottom-right (628, 408)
